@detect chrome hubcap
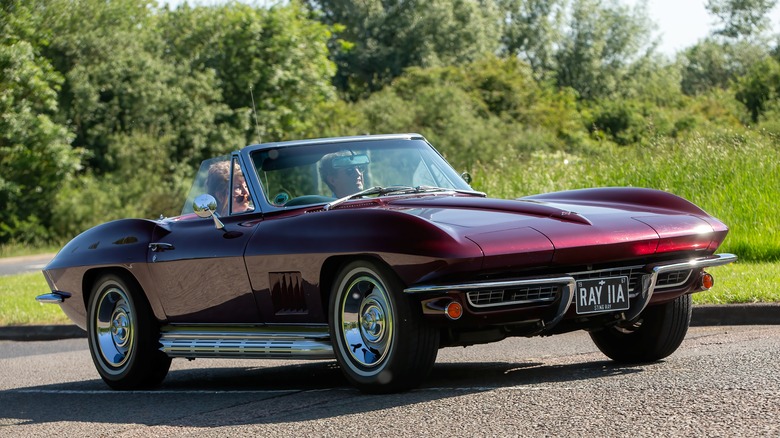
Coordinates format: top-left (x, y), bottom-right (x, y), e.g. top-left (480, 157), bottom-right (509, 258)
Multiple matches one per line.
top-left (340, 275), bottom-right (393, 369)
top-left (94, 287), bottom-right (134, 369)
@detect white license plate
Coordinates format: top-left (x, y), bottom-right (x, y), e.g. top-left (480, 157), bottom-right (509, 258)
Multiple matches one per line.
top-left (575, 276), bottom-right (630, 314)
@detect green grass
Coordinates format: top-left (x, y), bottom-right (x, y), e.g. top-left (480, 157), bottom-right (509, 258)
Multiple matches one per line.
top-left (0, 262), bottom-right (776, 326)
top-left (692, 261), bottom-right (780, 305)
top-left (0, 272), bottom-right (71, 326)
top-left (0, 243), bottom-right (61, 259)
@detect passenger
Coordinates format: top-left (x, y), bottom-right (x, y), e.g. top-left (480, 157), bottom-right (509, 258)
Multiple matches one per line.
top-left (319, 151), bottom-right (366, 198)
top-left (206, 160), bottom-right (253, 215)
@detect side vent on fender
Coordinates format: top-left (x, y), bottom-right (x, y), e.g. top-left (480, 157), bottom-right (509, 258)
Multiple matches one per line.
top-left (269, 272), bottom-right (308, 315)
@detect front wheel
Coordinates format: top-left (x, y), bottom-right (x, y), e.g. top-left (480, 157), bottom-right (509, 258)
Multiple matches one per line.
top-left (329, 260), bottom-right (439, 393)
top-left (590, 294), bottom-right (692, 363)
top-left (87, 273), bottom-right (171, 389)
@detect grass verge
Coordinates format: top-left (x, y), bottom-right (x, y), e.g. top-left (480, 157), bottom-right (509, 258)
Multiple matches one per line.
top-left (0, 261), bottom-right (776, 326)
top-left (1, 272), bottom-right (71, 326)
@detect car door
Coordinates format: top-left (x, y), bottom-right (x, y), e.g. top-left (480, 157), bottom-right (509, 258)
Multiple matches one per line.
top-left (145, 155), bottom-right (262, 324)
top-left (146, 215), bottom-right (261, 324)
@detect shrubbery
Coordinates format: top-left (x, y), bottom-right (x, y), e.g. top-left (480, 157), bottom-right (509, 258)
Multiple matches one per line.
top-left (1, 0), bottom-right (779, 262)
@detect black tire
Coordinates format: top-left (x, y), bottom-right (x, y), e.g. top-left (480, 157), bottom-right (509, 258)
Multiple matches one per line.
top-left (328, 260), bottom-right (439, 393)
top-left (590, 294), bottom-right (692, 363)
top-left (87, 273), bottom-right (171, 389)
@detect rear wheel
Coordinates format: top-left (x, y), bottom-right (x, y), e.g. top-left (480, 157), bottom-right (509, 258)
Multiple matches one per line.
top-left (590, 294), bottom-right (692, 363)
top-left (329, 260), bottom-right (439, 393)
top-left (87, 273), bottom-right (171, 389)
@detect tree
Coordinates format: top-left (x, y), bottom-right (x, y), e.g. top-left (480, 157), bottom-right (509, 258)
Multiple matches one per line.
top-left (733, 56), bottom-right (780, 122)
top-left (554, 0), bottom-right (657, 100)
top-left (356, 57), bottom-right (587, 168)
top-left (33, 0), bottom-right (244, 173)
top-left (706, 0), bottom-right (778, 40)
top-left (158, 1), bottom-right (338, 143)
top-left (305, 0), bottom-right (500, 99)
top-left (0, 1), bottom-right (80, 243)
top-left (680, 38), bottom-right (767, 95)
top-left (497, 0), bottom-right (565, 79)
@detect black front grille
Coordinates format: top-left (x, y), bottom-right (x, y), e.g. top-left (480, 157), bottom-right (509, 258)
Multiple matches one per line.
top-left (467, 285), bottom-right (559, 308)
top-left (656, 269), bottom-right (693, 289)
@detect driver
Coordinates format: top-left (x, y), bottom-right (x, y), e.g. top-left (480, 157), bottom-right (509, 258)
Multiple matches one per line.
top-left (319, 151), bottom-right (366, 198)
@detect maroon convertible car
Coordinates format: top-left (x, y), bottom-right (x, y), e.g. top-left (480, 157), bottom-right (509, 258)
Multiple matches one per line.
top-left (38, 133), bottom-right (736, 393)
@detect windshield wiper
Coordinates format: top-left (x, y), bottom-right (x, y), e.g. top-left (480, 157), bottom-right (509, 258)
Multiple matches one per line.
top-left (324, 186), bottom-right (387, 211)
top-left (413, 185), bottom-right (486, 197)
top-left (324, 185), bottom-right (485, 211)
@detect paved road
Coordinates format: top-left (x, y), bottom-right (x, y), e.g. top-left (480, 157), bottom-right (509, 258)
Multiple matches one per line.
top-left (0, 254), bottom-right (53, 277)
top-left (1, 325), bottom-right (778, 437)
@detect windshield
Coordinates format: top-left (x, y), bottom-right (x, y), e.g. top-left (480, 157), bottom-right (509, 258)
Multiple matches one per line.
top-left (250, 138), bottom-right (472, 207)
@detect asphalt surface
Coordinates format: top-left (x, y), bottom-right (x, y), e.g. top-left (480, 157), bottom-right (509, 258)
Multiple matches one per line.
top-left (0, 253), bottom-right (53, 276)
top-left (3, 326), bottom-right (779, 436)
top-left (2, 253), bottom-right (778, 341)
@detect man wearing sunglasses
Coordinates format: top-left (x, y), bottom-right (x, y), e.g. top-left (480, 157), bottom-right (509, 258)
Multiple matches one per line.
top-left (320, 151), bottom-right (368, 198)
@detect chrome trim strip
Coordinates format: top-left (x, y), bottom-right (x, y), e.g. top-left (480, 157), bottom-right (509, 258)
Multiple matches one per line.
top-left (543, 280), bottom-right (575, 329)
top-left (623, 273), bottom-right (655, 321)
top-left (404, 277), bottom-right (576, 294)
top-left (567, 265), bottom-right (644, 276)
top-left (158, 325), bottom-right (334, 360)
top-left (652, 253), bottom-right (737, 274)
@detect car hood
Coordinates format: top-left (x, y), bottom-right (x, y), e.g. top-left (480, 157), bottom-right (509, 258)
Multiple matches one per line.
top-left (388, 194), bottom-right (723, 268)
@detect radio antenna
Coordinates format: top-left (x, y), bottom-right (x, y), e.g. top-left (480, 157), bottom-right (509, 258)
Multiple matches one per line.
top-left (249, 85), bottom-right (260, 143)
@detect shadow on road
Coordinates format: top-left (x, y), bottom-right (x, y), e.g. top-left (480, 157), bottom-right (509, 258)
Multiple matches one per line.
top-left (0, 358), bottom-right (644, 427)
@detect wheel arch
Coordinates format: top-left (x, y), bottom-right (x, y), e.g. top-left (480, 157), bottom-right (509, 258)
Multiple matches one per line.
top-left (82, 267), bottom-right (161, 322)
top-left (319, 254), bottom-right (390, 323)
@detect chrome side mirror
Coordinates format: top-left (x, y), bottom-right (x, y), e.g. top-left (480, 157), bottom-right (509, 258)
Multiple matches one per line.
top-left (193, 194), bottom-right (224, 230)
top-left (460, 171), bottom-right (472, 185)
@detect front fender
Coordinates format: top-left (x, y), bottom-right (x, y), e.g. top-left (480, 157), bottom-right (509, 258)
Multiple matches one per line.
top-left (43, 218), bottom-right (162, 328)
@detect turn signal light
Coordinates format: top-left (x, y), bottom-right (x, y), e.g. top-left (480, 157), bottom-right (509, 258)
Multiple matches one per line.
top-left (701, 272), bottom-right (714, 290)
top-left (445, 301), bottom-right (463, 320)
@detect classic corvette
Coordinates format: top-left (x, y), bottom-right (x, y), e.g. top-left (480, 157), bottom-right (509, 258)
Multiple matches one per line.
top-left (37, 133), bottom-right (736, 393)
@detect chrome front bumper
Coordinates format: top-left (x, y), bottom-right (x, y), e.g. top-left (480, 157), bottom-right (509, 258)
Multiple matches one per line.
top-left (405, 253), bottom-right (738, 332)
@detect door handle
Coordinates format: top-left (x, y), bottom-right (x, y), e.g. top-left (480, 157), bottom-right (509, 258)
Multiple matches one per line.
top-left (149, 242), bottom-right (175, 252)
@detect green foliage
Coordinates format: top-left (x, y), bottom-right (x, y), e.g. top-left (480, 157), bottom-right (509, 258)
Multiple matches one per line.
top-left (680, 39), bottom-right (769, 96)
top-left (553, 0), bottom-right (657, 100)
top-left (733, 56), bottom-right (780, 122)
top-left (306, 0), bottom-right (500, 99)
top-left (0, 6), bottom-right (81, 244)
top-left (706, 0), bottom-right (778, 40)
top-left (50, 132), bottom-right (190, 238)
top-left (357, 57), bottom-right (589, 167)
top-left (498, 0), bottom-right (565, 77)
top-left (159, 1), bottom-right (337, 143)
